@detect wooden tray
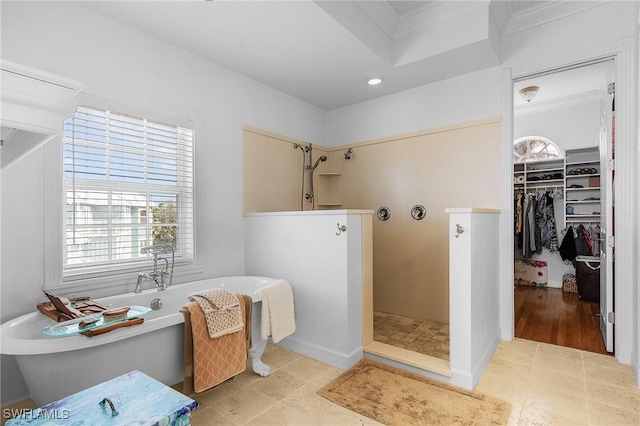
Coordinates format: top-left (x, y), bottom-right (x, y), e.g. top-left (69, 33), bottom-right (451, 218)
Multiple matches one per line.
top-left (37, 300), bottom-right (108, 323)
top-left (41, 306), bottom-right (150, 337)
top-left (80, 317), bottom-right (145, 337)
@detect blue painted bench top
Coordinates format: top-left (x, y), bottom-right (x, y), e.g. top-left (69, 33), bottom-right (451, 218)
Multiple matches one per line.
top-left (6, 370), bottom-right (198, 425)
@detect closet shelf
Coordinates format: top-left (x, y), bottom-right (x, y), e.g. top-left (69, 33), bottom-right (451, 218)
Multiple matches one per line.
top-left (566, 160), bottom-right (600, 166)
top-left (514, 159), bottom-right (564, 194)
top-left (564, 147), bottom-right (601, 229)
top-left (566, 173), bottom-right (600, 178)
top-left (514, 148), bottom-right (602, 230)
top-left (526, 179), bottom-right (563, 185)
top-left (527, 167), bottom-right (564, 173)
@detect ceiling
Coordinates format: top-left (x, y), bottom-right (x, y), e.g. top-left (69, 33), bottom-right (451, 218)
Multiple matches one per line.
top-left (72, 0), bottom-right (599, 111)
top-left (514, 60), bottom-right (613, 108)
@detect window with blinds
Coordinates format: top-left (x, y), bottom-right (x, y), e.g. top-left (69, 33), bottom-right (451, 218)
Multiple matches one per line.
top-left (63, 105), bottom-right (194, 272)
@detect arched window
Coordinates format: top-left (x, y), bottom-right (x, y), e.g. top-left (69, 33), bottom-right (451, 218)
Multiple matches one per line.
top-left (513, 136), bottom-right (562, 163)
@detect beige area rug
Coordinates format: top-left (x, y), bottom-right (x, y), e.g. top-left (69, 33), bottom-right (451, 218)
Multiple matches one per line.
top-left (318, 358), bottom-right (511, 426)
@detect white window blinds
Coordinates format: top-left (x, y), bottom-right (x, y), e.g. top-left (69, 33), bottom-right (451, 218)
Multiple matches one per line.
top-left (63, 105), bottom-right (194, 272)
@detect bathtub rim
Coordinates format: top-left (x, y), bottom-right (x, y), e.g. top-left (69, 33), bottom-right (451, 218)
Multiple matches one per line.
top-left (1, 275), bottom-right (277, 356)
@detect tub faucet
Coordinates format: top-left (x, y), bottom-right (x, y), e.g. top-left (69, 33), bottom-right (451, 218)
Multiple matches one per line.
top-left (134, 245), bottom-right (174, 293)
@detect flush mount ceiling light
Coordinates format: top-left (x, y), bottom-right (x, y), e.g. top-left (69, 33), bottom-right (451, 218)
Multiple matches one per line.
top-left (367, 77), bottom-right (383, 86)
top-left (519, 86), bottom-right (540, 103)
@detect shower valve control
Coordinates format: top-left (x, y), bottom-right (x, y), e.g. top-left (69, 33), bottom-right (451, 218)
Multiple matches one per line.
top-left (455, 224), bottom-right (464, 238)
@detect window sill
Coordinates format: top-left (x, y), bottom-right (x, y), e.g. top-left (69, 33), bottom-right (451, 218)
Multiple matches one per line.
top-left (48, 262), bottom-right (205, 293)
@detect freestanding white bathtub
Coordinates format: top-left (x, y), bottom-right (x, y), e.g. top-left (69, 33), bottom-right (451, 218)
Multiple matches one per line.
top-left (1, 276), bottom-right (278, 406)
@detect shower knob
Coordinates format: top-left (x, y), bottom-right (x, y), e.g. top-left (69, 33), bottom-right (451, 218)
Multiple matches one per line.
top-left (377, 206), bottom-right (391, 221)
top-left (411, 205), bottom-right (426, 220)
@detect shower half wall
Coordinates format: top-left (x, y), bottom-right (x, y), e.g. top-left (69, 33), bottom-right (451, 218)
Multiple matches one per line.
top-left (242, 118), bottom-right (501, 325)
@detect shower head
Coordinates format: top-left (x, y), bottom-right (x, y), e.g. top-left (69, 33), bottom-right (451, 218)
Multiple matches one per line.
top-left (311, 155), bottom-right (327, 170)
top-left (344, 148), bottom-right (353, 160)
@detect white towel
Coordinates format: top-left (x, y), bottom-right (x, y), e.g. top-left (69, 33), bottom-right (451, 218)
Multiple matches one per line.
top-left (259, 279), bottom-right (296, 343)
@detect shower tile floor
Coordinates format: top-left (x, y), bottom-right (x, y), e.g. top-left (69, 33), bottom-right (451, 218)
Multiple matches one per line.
top-left (373, 311), bottom-right (450, 360)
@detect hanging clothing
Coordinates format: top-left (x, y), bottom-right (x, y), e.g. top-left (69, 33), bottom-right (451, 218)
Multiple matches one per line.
top-left (528, 194), bottom-right (537, 254)
top-left (516, 188), bottom-right (561, 258)
top-left (517, 189), bottom-right (562, 258)
top-left (521, 193), bottom-right (538, 258)
top-left (515, 191), bottom-right (523, 235)
top-left (556, 224), bottom-right (595, 268)
top-left (590, 225), bottom-right (601, 255)
top-left (548, 192), bottom-right (559, 251)
top-left (514, 190), bottom-right (524, 249)
top-left (576, 224), bottom-right (594, 256)
top-left (559, 225), bottom-right (577, 262)
top-left (534, 192), bottom-right (545, 253)
top-left (541, 191), bottom-right (559, 252)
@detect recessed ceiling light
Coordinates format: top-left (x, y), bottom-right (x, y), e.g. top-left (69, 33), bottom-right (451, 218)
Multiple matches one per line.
top-left (367, 77), bottom-right (383, 86)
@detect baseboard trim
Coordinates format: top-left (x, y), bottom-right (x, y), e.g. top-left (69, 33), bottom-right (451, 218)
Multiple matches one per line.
top-left (275, 336), bottom-right (362, 370)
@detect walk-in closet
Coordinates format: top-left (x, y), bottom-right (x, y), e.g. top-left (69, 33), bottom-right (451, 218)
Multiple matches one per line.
top-left (513, 60), bottom-right (615, 355)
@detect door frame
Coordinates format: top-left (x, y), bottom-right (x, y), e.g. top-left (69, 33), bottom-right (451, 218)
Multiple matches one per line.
top-left (498, 38), bottom-right (637, 365)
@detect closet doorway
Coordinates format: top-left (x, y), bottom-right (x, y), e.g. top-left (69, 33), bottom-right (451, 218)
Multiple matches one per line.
top-left (512, 59), bottom-right (615, 355)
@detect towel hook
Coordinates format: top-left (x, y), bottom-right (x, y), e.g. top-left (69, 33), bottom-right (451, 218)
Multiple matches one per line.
top-left (336, 223), bottom-right (347, 236)
top-left (454, 224), bottom-right (464, 238)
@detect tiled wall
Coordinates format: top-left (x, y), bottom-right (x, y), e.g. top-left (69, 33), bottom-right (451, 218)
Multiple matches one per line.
top-left (243, 119), bottom-right (501, 324)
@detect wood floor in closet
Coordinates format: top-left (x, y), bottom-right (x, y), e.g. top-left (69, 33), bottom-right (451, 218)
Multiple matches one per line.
top-left (514, 286), bottom-right (609, 355)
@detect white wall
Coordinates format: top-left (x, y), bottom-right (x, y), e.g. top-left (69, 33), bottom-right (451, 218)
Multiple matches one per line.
top-left (636, 20), bottom-right (640, 386)
top-left (501, 1), bottom-right (637, 70)
top-left (515, 96), bottom-right (603, 151)
top-left (326, 67), bottom-right (501, 146)
top-left (448, 210), bottom-right (501, 389)
top-left (0, 1), bottom-right (326, 405)
top-left (244, 211), bottom-right (371, 369)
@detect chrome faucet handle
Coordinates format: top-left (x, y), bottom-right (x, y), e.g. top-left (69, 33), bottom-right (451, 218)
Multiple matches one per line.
top-left (140, 245), bottom-right (165, 255)
top-left (138, 244), bottom-right (174, 291)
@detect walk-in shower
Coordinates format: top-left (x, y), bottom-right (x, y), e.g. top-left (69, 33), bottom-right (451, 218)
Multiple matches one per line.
top-left (293, 142), bottom-right (326, 210)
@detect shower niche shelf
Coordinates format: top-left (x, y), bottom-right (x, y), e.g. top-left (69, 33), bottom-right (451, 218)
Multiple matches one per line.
top-left (317, 173), bottom-right (342, 206)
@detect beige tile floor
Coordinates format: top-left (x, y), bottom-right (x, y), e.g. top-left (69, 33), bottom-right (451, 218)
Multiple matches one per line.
top-left (476, 338), bottom-right (639, 425)
top-left (181, 339), bottom-right (638, 425)
top-left (4, 339), bottom-right (638, 425)
top-left (177, 344), bottom-right (384, 426)
top-left (373, 311), bottom-right (450, 360)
